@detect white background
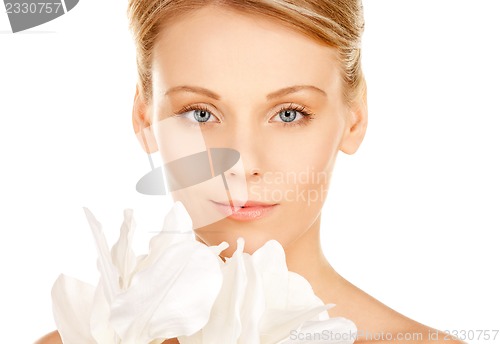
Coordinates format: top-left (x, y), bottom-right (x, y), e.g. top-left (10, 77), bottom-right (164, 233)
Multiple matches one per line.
top-left (1, 0), bottom-right (499, 343)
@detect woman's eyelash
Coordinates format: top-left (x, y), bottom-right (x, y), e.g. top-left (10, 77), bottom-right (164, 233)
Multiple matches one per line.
top-left (173, 104), bottom-right (316, 127)
top-left (172, 104), bottom-right (217, 126)
top-left (275, 103), bottom-right (315, 127)
top-left (174, 105), bottom-right (214, 119)
top-left (277, 104), bottom-right (313, 116)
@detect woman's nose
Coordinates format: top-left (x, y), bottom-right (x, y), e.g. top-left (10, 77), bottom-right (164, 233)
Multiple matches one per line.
top-left (221, 123), bottom-right (264, 181)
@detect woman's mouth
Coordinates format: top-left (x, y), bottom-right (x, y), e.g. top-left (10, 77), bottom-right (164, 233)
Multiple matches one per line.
top-left (210, 200), bottom-right (278, 222)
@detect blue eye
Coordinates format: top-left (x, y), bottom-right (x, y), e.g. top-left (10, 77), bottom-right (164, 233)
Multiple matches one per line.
top-left (193, 109), bottom-right (211, 122)
top-left (272, 104), bottom-right (315, 127)
top-left (278, 109), bottom-right (300, 122)
top-left (175, 105), bottom-right (218, 125)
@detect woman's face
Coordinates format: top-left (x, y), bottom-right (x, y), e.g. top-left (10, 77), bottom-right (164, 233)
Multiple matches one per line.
top-left (143, 5), bottom-right (363, 255)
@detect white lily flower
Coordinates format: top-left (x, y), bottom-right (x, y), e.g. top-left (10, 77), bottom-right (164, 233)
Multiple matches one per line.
top-left (51, 201), bottom-right (225, 344)
top-left (178, 238), bottom-right (357, 344)
top-left (51, 201), bottom-right (357, 344)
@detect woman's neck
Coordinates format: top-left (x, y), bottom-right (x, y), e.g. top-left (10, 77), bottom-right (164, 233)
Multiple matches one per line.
top-left (283, 212), bottom-right (341, 300)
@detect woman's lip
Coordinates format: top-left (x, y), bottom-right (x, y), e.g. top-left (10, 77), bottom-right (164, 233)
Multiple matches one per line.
top-left (212, 200), bottom-right (277, 207)
top-left (210, 200), bottom-right (278, 221)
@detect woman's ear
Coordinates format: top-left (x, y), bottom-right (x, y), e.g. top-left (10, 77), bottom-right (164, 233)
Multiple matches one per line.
top-left (132, 84), bottom-right (158, 154)
top-left (340, 90), bottom-right (368, 155)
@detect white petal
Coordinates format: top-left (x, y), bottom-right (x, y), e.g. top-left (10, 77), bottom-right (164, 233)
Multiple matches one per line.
top-left (178, 243), bottom-right (228, 344)
top-left (90, 282), bottom-right (119, 343)
top-left (199, 238), bottom-right (247, 343)
top-left (238, 254), bottom-right (266, 344)
top-left (110, 209), bottom-right (137, 289)
top-left (51, 274), bottom-right (97, 344)
top-left (83, 207), bottom-right (120, 304)
top-left (251, 240), bottom-right (291, 309)
top-left (286, 272), bottom-right (326, 311)
top-left (252, 241), bottom-right (324, 310)
top-left (260, 305), bottom-right (332, 344)
top-left (164, 201), bottom-right (193, 233)
top-left (208, 241), bottom-right (230, 258)
top-left (134, 201), bottom-right (195, 273)
top-left (189, 238), bottom-right (343, 344)
top-left (109, 240), bottom-right (223, 343)
top-left (248, 239), bottom-right (344, 344)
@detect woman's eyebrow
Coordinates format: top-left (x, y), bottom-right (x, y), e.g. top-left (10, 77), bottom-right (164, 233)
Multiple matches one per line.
top-left (165, 86), bottom-right (220, 100)
top-left (266, 85), bottom-right (327, 100)
top-left (164, 85), bottom-right (327, 100)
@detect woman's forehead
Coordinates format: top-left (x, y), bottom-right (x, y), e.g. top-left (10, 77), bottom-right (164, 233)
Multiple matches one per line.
top-left (151, 5), bottom-right (342, 99)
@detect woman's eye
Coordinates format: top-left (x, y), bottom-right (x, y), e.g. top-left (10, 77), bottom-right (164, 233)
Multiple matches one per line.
top-left (181, 108), bottom-right (218, 124)
top-left (273, 109), bottom-right (305, 123)
top-left (193, 109), bottom-right (211, 122)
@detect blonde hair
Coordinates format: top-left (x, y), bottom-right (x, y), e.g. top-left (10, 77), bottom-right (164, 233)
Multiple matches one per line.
top-left (127, 0), bottom-right (366, 107)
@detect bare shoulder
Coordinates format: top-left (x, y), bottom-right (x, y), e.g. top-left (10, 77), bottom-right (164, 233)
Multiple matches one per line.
top-left (322, 274), bottom-right (467, 344)
top-left (34, 330), bottom-right (62, 344)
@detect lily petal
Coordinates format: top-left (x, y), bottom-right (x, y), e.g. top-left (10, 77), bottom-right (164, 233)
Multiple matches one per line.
top-left (238, 241), bottom-right (266, 344)
top-left (208, 241), bottom-right (230, 258)
top-left (51, 274), bottom-right (97, 344)
top-left (198, 238), bottom-right (248, 343)
top-left (253, 240), bottom-right (333, 343)
top-left (90, 281), bottom-right (119, 343)
top-left (260, 305), bottom-right (333, 344)
top-left (180, 238), bottom-right (342, 344)
top-left (110, 209), bottom-right (137, 289)
top-left (83, 207), bottom-right (120, 304)
top-left (109, 240), bottom-right (223, 344)
top-left (134, 201), bottom-right (194, 273)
